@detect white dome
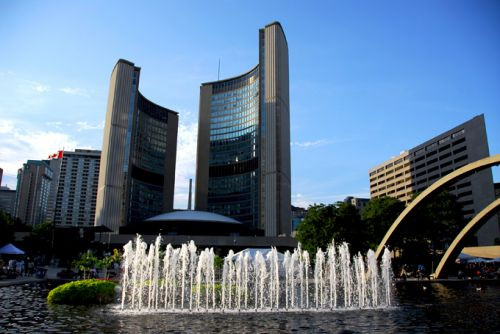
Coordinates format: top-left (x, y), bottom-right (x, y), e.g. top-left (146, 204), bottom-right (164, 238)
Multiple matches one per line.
top-left (145, 210), bottom-right (242, 225)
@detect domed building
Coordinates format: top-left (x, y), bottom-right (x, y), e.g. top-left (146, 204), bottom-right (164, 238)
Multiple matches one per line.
top-left (119, 210), bottom-right (248, 236)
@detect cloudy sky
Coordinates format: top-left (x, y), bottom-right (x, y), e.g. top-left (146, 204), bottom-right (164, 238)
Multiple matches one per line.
top-left (1, 1), bottom-right (499, 209)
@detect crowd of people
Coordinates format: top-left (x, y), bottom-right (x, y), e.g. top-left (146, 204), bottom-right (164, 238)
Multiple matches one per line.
top-left (0, 257), bottom-right (45, 279)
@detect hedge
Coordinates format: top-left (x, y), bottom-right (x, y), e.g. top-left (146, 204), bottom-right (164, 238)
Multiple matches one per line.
top-left (47, 279), bottom-right (117, 305)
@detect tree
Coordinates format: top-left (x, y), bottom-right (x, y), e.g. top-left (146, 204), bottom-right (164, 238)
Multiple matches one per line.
top-left (295, 202), bottom-right (364, 258)
top-left (0, 210), bottom-right (16, 246)
top-left (24, 221), bottom-right (54, 255)
top-left (394, 190), bottom-right (466, 269)
top-left (361, 197), bottom-right (406, 250)
top-left (73, 251), bottom-right (99, 279)
top-left (97, 249), bottom-right (122, 279)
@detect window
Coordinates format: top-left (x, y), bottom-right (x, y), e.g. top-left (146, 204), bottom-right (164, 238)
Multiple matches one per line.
top-left (453, 146), bottom-right (467, 155)
top-left (439, 144), bottom-right (450, 152)
top-left (438, 136), bottom-right (451, 145)
top-left (454, 155), bottom-right (468, 163)
top-left (452, 137), bottom-right (466, 146)
top-left (452, 129), bottom-right (465, 138)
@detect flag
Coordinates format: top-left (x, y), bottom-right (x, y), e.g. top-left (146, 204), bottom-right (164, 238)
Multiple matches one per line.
top-left (47, 150), bottom-right (64, 160)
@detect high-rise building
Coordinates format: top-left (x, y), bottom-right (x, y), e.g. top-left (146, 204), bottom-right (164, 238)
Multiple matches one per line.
top-left (46, 149), bottom-right (101, 227)
top-left (95, 59), bottom-right (179, 232)
top-left (368, 114), bottom-right (499, 245)
top-left (14, 160), bottom-right (53, 226)
top-left (195, 22), bottom-right (291, 236)
top-left (0, 186), bottom-right (16, 216)
top-left (0, 167), bottom-right (3, 186)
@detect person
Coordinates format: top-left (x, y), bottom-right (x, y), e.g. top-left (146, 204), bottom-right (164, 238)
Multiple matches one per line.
top-left (27, 260), bottom-right (35, 276)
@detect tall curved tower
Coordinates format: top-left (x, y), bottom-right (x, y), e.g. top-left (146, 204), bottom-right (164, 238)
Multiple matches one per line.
top-left (95, 59), bottom-right (178, 232)
top-left (195, 22), bottom-right (291, 236)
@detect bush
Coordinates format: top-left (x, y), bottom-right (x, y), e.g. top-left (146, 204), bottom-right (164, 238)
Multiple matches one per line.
top-left (47, 279), bottom-right (117, 305)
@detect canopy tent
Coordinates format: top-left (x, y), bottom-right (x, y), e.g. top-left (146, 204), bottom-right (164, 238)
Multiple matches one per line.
top-left (232, 248), bottom-right (285, 261)
top-left (0, 243), bottom-right (25, 255)
top-left (461, 246), bottom-right (500, 259)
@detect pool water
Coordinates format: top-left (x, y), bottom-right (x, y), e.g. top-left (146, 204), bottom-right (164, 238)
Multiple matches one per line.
top-left (0, 281), bottom-right (498, 333)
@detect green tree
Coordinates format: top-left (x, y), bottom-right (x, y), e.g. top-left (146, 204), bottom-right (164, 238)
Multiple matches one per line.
top-left (97, 249), bottom-right (122, 278)
top-left (361, 197), bottom-right (406, 250)
top-left (295, 202), bottom-right (364, 258)
top-left (0, 210), bottom-right (15, 246)
top-left (395, 190), bottom-right (466, 269)
top-left (73, 251), bottom-right (99, 279)
top-left (24, 221), bottom-right (54, 254)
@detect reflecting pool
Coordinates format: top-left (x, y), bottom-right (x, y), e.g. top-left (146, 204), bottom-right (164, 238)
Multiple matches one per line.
top-left (0, 281), bottom-right (498, 333)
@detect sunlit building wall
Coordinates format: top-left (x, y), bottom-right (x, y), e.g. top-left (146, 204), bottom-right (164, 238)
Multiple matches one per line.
top-left (196, 22), bottom-right (291, 236)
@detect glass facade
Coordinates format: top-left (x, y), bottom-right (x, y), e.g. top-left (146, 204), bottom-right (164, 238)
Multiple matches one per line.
top-left (128, 93), bottom-right (171, 224)
top-left (207, 67), bottom-right (261, 231)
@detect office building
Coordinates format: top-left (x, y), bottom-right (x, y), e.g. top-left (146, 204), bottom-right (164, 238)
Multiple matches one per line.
top-left (46, 149), bottom-right (101, 227)
top-left (14, 160), bottom-right (53, 226)
top-left (369, 115), bottom-right (499, 245)
top-left (0, 186), bottom-right (16, 216)
top-left (95, 59), bottom-right (179, 232)
top-left (344, 196), bottom-right (370, 213)
top-left (195, 22), bottom-right (291, 237)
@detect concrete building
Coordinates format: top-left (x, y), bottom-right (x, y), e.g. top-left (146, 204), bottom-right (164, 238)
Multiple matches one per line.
top-left (14, 160), bottom-right (53, 226)
top-left (46, 149), bottom-right (101, 227)
top-left (196, 22), bottom-right (291, 237)
top-left (344, 196), bottom-right (370, 213)
top-left (95, 59), bottom-right (179, 232)
top-left (369, 114), bottom-right (499, 245)
top-left (0, 186), bottom-right (16, 216)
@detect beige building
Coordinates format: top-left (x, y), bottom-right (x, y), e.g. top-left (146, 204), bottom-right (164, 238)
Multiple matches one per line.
top-left (369, 115), bottom-right (499, 245)
top-left (196, 22), bottom-right (291, 237)
top-left (95, 59), bottom-right (178, 233)
top-left (15, 160), bottom-right (53, 226)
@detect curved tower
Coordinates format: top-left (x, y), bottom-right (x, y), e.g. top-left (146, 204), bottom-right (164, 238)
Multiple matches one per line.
top-left (95, 59), bottom-right (178, 232)
top-left (196, 22), bottom-right (291, 236)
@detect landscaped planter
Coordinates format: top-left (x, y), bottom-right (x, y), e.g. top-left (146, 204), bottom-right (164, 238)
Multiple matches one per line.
top-left (47, 279), bottom-right (117, 305)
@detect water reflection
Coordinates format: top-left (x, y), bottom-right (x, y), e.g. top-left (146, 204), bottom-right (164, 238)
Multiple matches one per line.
top-left (0, 282), bottom-right (498, 333)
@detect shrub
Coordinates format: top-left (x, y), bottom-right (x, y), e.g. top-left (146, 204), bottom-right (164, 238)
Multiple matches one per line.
top-left (47, 279), bottom-right (116, 305)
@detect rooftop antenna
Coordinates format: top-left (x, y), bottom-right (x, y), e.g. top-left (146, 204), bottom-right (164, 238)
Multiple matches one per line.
top-left (218, 58), bottom-right (220, 81)
top-left (187, 178), bottom-right (193, 210)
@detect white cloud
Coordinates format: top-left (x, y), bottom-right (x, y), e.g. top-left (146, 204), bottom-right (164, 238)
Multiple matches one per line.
top-left (173, 120), bottom-right (198, 209)
top-left (33, 84), bottom-right (50, 93)
top-left (0, 120), bottom-right (78, 183)
top-left (75, 121), bottom-right (104, 131)
top-left (291, 139), bottom-right (329, 149)
top-left (59, 87), bottom-right (89, 98)
top-left (292, 191), bottom-right (370, 208)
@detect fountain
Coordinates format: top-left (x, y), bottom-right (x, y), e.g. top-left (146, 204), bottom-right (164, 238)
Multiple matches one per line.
top-left (120, 235), bottom-right (393, 312)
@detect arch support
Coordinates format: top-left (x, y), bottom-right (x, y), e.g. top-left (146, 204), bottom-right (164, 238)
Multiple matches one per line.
top-left (375, 154), bottom-right (500, 259)
top-left (433, 198), bottom-right (500, 279)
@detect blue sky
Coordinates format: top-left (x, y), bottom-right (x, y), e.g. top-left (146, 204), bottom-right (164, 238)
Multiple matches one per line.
top-left (0, 1), bottom-right (499, 209)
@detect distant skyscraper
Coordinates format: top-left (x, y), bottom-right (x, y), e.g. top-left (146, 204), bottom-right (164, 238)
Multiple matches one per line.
top-left (46, 149), bottom-right (101, 227)
top-left (15, 160), bottom-right (53, 226)
top-left (369, 114), bottom-right (499, 245)
top-left (95, 59), bottom-right (179, 232)
top-left (195, 22), bottom-right (291, 236)
top-left (0, 167), bottom-right (3, 186)
top-left (0, 186), bottom-right (16, 216)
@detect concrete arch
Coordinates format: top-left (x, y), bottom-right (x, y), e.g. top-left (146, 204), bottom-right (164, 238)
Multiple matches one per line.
top-left (375, 154), bottom-right (500, 259)
top-left (433, 198), bottom-right (500, 278)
